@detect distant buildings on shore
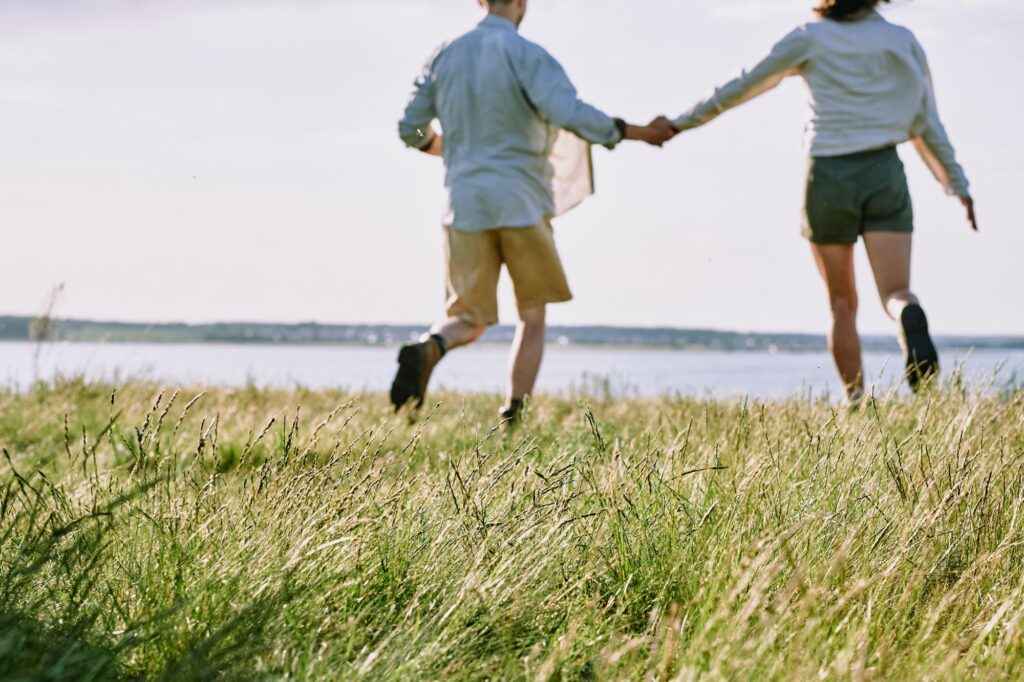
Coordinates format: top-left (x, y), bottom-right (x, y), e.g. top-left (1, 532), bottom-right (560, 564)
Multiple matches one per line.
top-left (0, 316), bottom-right (1020, 353)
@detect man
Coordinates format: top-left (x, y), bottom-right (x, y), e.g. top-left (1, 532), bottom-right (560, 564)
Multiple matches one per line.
top-left (393, 0), bottom-right (674, 423)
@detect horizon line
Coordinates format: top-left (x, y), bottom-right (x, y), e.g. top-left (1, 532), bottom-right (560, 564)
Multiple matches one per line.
top-left (1, 315), bottom-right (1022, 341)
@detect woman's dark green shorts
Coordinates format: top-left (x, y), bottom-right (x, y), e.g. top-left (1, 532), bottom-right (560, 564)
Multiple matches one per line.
top-left (802, 146), bottom-right (914, 245)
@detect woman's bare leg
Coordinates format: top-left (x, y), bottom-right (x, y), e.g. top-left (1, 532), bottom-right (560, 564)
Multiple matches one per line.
top-left (863, 231), bottom-right (939, 390)
top-left (810, 243), bottom-right (864, 398)
top-left (862, 232), bottom-right (917, 319)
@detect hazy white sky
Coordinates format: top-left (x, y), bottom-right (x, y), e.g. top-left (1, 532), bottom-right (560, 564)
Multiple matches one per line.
top-left (2, 0), bottom-right (1021, 334)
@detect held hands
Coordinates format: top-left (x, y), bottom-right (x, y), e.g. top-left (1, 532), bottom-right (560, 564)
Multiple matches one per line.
top-left (624, 116), bottom-right (680, 148)
top-left (639, 116), bottom-right (679, 147)
top-left (649, 116), bottom-right (680, 143)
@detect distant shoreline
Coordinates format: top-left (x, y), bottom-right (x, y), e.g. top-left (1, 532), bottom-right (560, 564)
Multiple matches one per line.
top-left (2, 339), bottom-right (1023, 355)
top-left (2, 316), bottom-right (1022, 354)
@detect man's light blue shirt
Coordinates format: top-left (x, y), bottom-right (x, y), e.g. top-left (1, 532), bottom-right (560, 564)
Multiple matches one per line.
top-left (398, 15), bottom-right (622, 233)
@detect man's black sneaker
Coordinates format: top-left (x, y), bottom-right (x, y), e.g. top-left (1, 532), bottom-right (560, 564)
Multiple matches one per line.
top-left (499, 398), bottom-right (524, 430)
top-left (897, 304), bottom-right (939, 393)
top-left (390, 337), bottom-right (443, 411)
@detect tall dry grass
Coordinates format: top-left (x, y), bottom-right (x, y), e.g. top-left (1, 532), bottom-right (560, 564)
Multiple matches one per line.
top-left (1, 377), bottom-right (1023, 680)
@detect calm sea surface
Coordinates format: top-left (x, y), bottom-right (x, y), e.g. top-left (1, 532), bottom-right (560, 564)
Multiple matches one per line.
top-left (0, 342), bottom-right (1020, 400)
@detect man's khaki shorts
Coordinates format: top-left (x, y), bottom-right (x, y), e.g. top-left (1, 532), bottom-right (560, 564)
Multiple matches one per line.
top-left (444, 220), bottom-right (573, 327)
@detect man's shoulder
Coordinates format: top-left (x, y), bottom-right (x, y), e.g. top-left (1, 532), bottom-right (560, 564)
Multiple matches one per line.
top-left (443, 25), bottom-right (555, 68)
top-left (447, 22), bottom-right (523, 47)
top-left (445, 26), bottom-right (477, 50)
top-left (429, 25), bottom-right (482, 61)
top-left (509, 34), bottom-right (562, 71)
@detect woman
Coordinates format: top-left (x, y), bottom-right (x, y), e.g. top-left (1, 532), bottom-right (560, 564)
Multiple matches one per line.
top-left (665, 0), bottom-right (977, 401)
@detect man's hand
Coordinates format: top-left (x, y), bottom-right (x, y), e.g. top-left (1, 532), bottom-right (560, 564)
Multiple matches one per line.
top-left (420, 134), bottom-right (443, 157)
top-left (960, 195), bottom-right (978, 232)
top-left (624, 117), bottom-right (677, 148)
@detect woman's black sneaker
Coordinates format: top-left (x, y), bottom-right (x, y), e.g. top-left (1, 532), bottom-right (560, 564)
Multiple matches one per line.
top-left (897, 304), bottom-right (939, 393)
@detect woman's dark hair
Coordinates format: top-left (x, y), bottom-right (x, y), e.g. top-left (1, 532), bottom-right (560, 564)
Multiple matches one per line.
top-left (814, 0), bottom-right (891, 21)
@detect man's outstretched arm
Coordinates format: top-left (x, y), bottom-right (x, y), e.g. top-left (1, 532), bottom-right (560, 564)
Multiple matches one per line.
top-left (518, 44), bottom-right (673, 148)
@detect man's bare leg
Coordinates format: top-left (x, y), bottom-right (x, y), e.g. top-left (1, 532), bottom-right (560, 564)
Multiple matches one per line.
top-left (430, 316), bottom-right (487, 351)
top-left (810, 243), bottom-right (864, 400)
top-left (505, 305), bottom-right (546, 415)
top-left (391, 316), bottom-right (486, 411)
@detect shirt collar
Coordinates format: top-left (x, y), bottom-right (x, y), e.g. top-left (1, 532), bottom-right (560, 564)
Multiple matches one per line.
top-left (479, 14), bottom-right (518, 31)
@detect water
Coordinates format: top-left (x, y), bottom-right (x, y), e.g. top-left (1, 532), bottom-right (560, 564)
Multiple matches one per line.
top-left (0, 341), bottom-right (1020, 400)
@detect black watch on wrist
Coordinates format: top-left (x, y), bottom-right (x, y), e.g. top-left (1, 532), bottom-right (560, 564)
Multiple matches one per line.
top-left (613, 118), bottom-right (628, 140)
top-left (417, 134), bottom-right (436, 152)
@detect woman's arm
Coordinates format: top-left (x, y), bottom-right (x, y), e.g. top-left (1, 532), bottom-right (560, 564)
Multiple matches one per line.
top-left (908, 39), bottom-right (975, 230)
top-left (671, 27), bottom-right (811, 132)
top-left (909, 40), bottom-right (971, 199)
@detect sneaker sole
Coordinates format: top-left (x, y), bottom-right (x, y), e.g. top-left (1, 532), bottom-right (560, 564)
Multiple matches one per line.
top-left (899, 304), bottom-right (939, 392)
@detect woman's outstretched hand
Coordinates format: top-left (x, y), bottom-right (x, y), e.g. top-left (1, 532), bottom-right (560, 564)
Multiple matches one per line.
top-left (961, 196), bottom-right (978, 232)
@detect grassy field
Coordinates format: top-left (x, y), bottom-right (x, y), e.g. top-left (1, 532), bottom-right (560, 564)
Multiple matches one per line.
top-left (1, 378), bottom-right (1023, 680)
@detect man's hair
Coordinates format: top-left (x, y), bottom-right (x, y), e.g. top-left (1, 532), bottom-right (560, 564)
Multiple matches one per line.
top-left (814, 0), bottom-right (891, 21)
top-left (485, 0), bottom-right (515, 5)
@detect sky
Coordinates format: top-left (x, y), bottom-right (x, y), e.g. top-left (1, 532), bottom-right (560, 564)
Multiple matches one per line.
top-left (2, 0), bottom-right (1022, 335)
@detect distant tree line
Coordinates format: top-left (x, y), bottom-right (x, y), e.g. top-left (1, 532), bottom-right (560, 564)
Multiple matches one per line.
top-left (0, 316), bottom-right (1020, 352)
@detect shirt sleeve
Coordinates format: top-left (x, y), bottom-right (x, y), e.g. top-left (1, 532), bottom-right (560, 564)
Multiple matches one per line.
top-left (672, 27), bottom-right (811, 131)
top-left (909, 39), bottom-right (970, 198)
top-left (516, 42), bottom-right (621, 149)
top-left (398, 45), bottom-right (444, 150)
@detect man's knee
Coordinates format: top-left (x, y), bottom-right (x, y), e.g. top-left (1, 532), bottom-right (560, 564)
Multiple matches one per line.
top-left (517, 305), bottom-right (546, 327)
top-left (465, 323), bottom-right (488, 341)
top-left (434, 317), bottom-right (488, 348)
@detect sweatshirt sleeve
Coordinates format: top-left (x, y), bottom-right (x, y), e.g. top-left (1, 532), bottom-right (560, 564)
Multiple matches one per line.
top-left (672, 27), bottom-right (812, 131)
top-left (909, 39), bottom-right (970, 198)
